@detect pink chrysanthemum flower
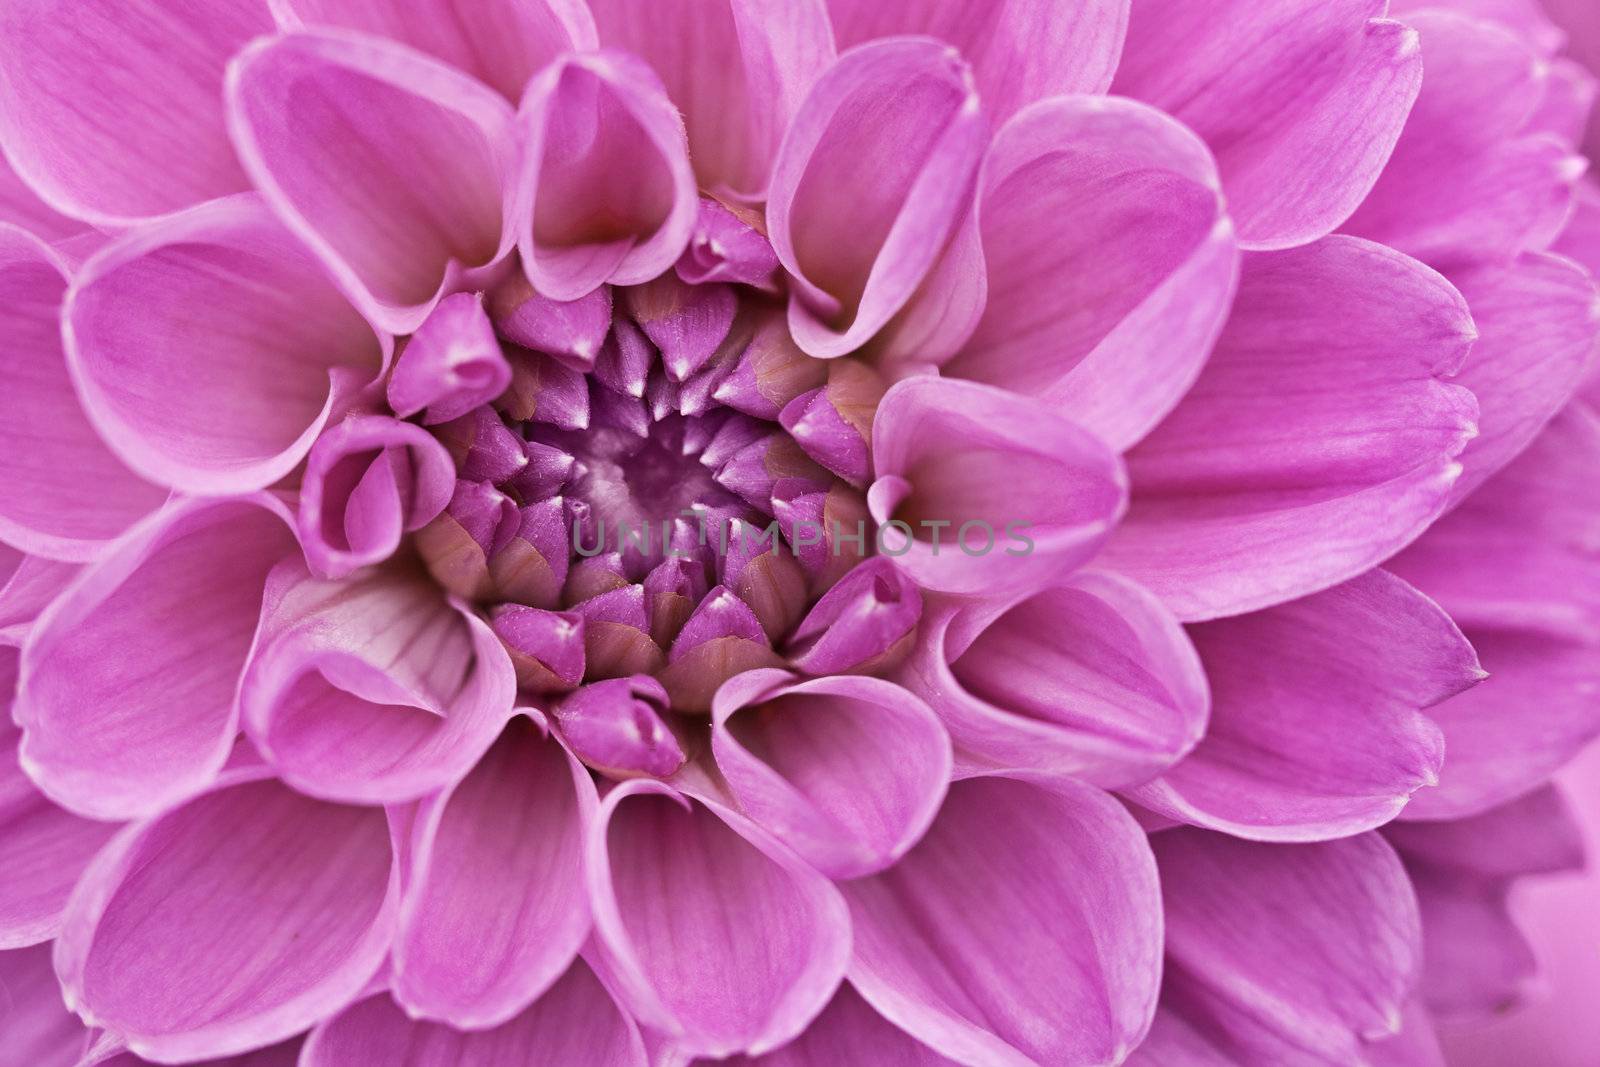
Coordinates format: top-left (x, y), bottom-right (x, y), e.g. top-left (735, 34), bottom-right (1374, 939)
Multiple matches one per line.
top-left (0, 1), bottom-right (1597, 1065)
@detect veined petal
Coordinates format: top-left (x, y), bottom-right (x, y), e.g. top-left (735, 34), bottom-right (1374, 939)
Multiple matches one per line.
top-left (705, 983), bottom-right (961, 1066)
top-left (767, 38), bottom-right (987, 358)
top-left (0, 554), bottom-right (79, 642)
top-left (0, 225), bottom-right (166, 560)
top-left (0, 146), bottom-right (86, 243)
top-left (227, 29), bottom-right (519, 333)
top-left (64, 194), bottom-right (387, 495)
top-left (15, 497), bottom-right (297, 820)
top-left (1098, 236), bottom-right (1478, 621)
top-left (0, 0), bottom-right (270, 226)
top-left (0, 942), bottom-right (90, 1067)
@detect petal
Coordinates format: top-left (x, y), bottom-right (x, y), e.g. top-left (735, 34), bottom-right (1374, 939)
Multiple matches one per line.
top-left (516, 51), bottom-right (699, 301)
top-left (826, 0), bottom-right (1129, 118)
top-left (713, 983), bottom-right (960, 1066)
top-left (1154, 830), bottom-right (1422, 1063)
top-left (1129, 569), bottom-right (1479, 841)
top-left (1385, 785), bottom-right (1585, 880)
top-left (303, 959), bottom-right (646, 1067)
top-left (0, 225), bottom-right (165, 559)
top-left (868, 376), bottom-right (1128, 597)
top-left (15, 497), bottom-right (297, 820)
top-left (65, 194), bottom-right (387, 495)
top-left (1406, 863), bottom-right (1534, 1016)
top-left (56, 767), bottom-right (398, 1062)
top-left (710, 670), bottom-right (951, 879)
top-left (944, 96), bottom-right (1238, 449)
top-left (588, 0), bottom-right (835, 199)
top-left (227, 30), bottom-right (518, 333)
top-left (240, 560), bottom-right (518, 804)
top-left (275, 0), bottom-right (596, 100)
top-left (0, 554), bottom-right (79, 642)
top-left (898, 571), bottom-right (1209, 786)
top-left (0, 145), bottom-right (86, 243)
top-left (1113, 0), bottom-right (1422, 249)
top-left (387, 292), bottom-right (512, 425)
top-left (0, 943), bottom-right (88, 1067)
top-left (844, 774), bottom-right (1161, 1066)
top-left (1097, 236), bottom-right (1478, 621)
top-left (393, 718), bottom-right (596, 1028)
top-left (766, 38), bottom-right (987, 358)
top-left (0, 0), bottom-right (270, 225)
top-left (585, 780), bottom-right (850, 1058)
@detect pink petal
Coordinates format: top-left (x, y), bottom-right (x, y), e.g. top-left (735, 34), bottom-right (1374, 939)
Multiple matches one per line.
top-left (0, 942), bottom-right (90, 1067)
top-left (303, 959), bottom-right (646, 1067)
top-left (710, 670), bottom-right (951, 879)
top-left (516, 51), bottom-right (699, 301)
top-left (1390, 0), bottom-right (1564, 53)
top-left (588, 0), bottom-right (835, 199)
top-left (0, 225), bottom-right (166, 559)
top-left (0, 0), bottom-right (270, 225)
top-left (586, 779), bottom-right (850, 1058)
top-left (56, 767), bottom-right (398, 1062)
top-left (240, 560), bottom-right (518, 804)
top-left (827, 0), bottom-right (1127, 120)
top-left (1114, 0), bottom-right (1421, 249)
top-left (0, 146), bottom-right (86, 243)
top-left (1097, 236), bottom-right (1478, 621)
top-left (1130, 569), bottom-right (1479, 841)
top-left (393, 717), bottom-right (596, 1028)
top-left (706, 983), bottom-right (960, 1066)
top-left (868, 376), bottom-right (1127, 596)
top-left (944, 95), bottom-right (1237, 449)
top-left (844, 774), bottom-right (1161, 1066)
top-left (15, 497), bottom-right (297, 820)
top-left (227, 30), bottom-right (519, 333)
top-left (898, 571), bottom-right (1208, 787)
top-left (65, 194), bottom-right (387, 495)
top-left (274, 0), bottom-right (596, 100)
top-left (1154, 830), bottom-right (1421, 1063)
top-left (766, 38), bottom-right (987, 358)
top-left (387, 292), bottom-right (512, 425)
top-left (1386, 785), bottom-right (1585, 880)
top-left (0, 554), bottom-right (79, 642)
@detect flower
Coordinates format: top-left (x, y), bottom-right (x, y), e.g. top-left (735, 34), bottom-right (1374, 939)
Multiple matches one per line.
top-left (0, 1), bottom-right (1597, 1065)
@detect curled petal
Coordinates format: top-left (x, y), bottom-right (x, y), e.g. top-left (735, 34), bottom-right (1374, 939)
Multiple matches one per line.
top-left (767, 38), bottom-right (987, 358)
top-left (786, 556), bottom-right (921, 676)
top-left (488, 276), bottom-right (614, 371)
top-left (517, 51), bottom-right (699, 301)
top-left (55, 767), bottom-right (398, 1062)
top-left (556, 676), bottom-right (684, 779)
top-left (0, 0), bottom-right (270, 225)
top-left (491, 604), bottom-right (585, 693)
top-left (65, 194), bottom-right (386, 495)
top-left (16, 497), bottom-right (297, 820)
top-left (388, 292), bottom-right (512, 425)
top-left (658, 587), bottom-right (783, 712)
top-left (228, 30), bottom-right (519, 333)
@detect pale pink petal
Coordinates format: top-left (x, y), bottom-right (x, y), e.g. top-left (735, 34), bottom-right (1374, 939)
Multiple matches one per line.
top-left (899, 571), bottom-right (1208, 787)
top-left (227, 30), bottom-right (519, 333)
top-left (0, 225), bottom-right (165, 559)
top-left (1114, 0), bottom-right (1422, 249)
top-left (0, 942), bottom-right (89, 1067)
top-left (393, 717), bottom-right (596, 1028)
top-left (944, 95), bottom-right (1237, 449)
top-left (65, 194), bottom-right (386, 495)
top-left (1097, 236), bottom-right (1478, 621)
top-left (767, 38), bottom-right (987, 358)
top-left (55, 766), bottom-right (398, 1062)
top-left (844, 773), bottom-right (1161, 1066)
top-left (274, 0), bottom-right (596, 100)
top-left (588, 0), bottom-right (835, 199)
top-left (0, 146), bottom-right (86, 243)
top-left (586, 779), bottom-right (850, 1058)
top-left (1130, 570), bottom-right (1479, 841)
top-left (710, 670), bottom-right (951, 879)
top-left (0, 0), bottom-right (270, 225)
top-left (517, 51), bottom-right (699, 301)
top-left (705, 983), bottom-right (960, 1066)
top-left (826, 0), bottom-right (1127, 120)
top-left (1391, 0), bottom-right (1565, 53)
top-left (15, 497), bottom-right (297, 820)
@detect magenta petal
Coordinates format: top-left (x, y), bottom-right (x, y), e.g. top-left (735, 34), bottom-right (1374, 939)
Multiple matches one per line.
top-left (489, 277), bottom-right (614, 371)
top-left (55, 767), bottom-right (398, 1062)
top-left (0, 0), bottom-right (270, 225)
top-left (1130, 569), bottom-right (1479, 841)
top-left (516, 51), bottom-right (699, 302)
top-left (0, 225), bottom-right (166, 559)
top-left (844, 774), bottom-right (1161, 1065)
top-left (0, 942), bottom-right (90, 1067)
top-left (787, 557), bottom-right (922, 676)
top-left (65, 194), bottom-right (386, 495)
top-left (228, 30), bottom-right (518, 333)
top-left (16, 497), bottom-right (296, 820)
top-left (388, 293), bottom-right (513, 425)
top-left (767, 38), bottom-right (987, 358)
top-left (276, 0), bottom-right (595, 100)
top-left (711, 671), bottom-right (951, 879)
top-left (586, 780), bottom-right (850, 1058)
top-left (0, 555), bottom-right (80, 642)
top-left (869, 376), bottom-right (1127, 596)
top-left (555, 676), bottom-right (685, 779)
top-left (0, 147), bottom-right (87, 243)
top-left (710, 982), bottom-right (959, 1066)
top-left (1098, 236), bottom-right (1478, 621)
top-left (240, 561), bottom-right (517, 804)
